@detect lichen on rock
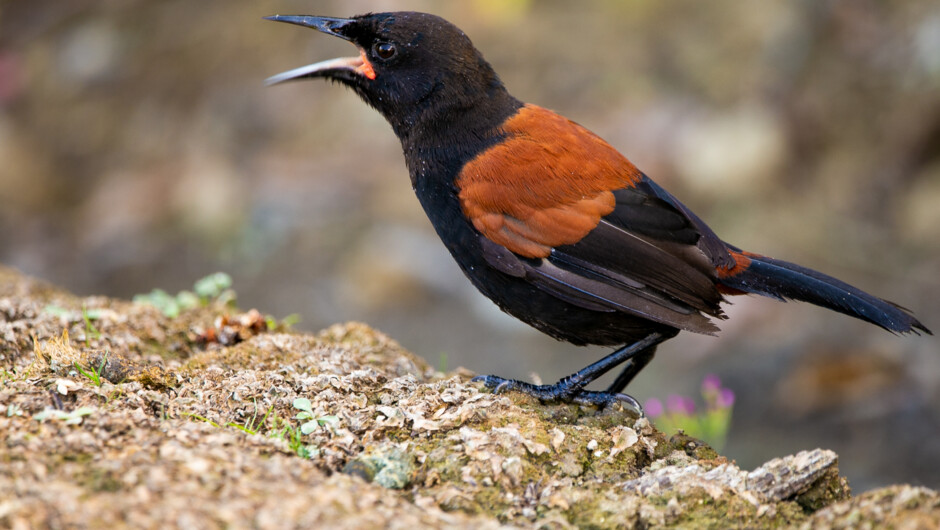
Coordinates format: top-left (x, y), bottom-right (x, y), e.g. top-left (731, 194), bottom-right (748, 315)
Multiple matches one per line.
top-left (0, 265), bottom-right (937, 528)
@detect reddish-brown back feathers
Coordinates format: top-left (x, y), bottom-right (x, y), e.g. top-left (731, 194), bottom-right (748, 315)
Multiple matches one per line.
top-left (457, 105), bottom-right (643, 258)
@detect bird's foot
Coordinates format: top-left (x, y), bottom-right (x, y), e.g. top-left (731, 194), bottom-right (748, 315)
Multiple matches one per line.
top-left (471, 375), bottom-right (643, 415)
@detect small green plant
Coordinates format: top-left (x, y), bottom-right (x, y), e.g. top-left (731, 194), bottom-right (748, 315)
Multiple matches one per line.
top-left (645, 374), bottom-right (735, 451)
top-left (81, 305), bottom-right (103, 344)
top-left (240, 399), bottom-right (275, 434)
top-left (133, 272), bottom-right (236, 318)
top-left (180, 401), bottom-right (318, 458)
top-left (181, 411), bottom-right (222, 428)
top-left (73, 354), bottom-right (108, 387)
top-left (265, 313), bottom-right (301, 331)
top-left (223, 401), bottom-right (275, 435)
top-left (43, 305), bottom-right (70, 318)
top-left (33, 406), bottom-right (95, 425)
top-left (258, 411), bottom-right (317, 459)
top-left (292, 397), bottom-right (339, 435)
top-left (180, 399), bottom-right (330, 459)
top-left (42, 305), bottom-right (104, 346)
top-left (437, 352), bottom-right (448, 373)
top-left (193, 272), bottom-right (234, 300)
top-left (104, 387), bottom-right (125, 405)
top-left (269, 417), bottom-right (319, 459)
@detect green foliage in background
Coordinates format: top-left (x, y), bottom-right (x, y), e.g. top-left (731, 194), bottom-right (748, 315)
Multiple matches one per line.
top-left (133, 272), bottom-right (236, 318)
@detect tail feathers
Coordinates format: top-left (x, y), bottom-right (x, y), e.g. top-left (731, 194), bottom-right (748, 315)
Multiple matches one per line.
top-left (720, 253), bottom-right (931, 335)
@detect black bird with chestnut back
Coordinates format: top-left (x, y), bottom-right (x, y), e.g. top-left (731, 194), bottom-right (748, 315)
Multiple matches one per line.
top-left (266, 12), bottom-right (930, 412)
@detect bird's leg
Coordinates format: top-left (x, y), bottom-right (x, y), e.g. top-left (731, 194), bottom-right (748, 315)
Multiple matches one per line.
top-left (472, 332), bottom-right (666, 412)
top-left (605, 345), bottom-right (658, 393)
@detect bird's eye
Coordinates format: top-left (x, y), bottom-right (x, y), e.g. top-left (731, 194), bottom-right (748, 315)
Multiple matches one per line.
top-left (373, 42), bottom-right (397, 60)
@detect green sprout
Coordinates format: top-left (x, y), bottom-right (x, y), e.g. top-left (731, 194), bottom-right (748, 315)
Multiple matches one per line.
top-left (181, 411), bottom-right (221, 428)
top-left (292, 397), bottom-right (339, 435)
top-left (180, 400), bottom-right (322, 459)
top-left (437, 352), bottom-right (449, 373)
top-left (133, 272), bottom-right (236, 318)
top-left (269, 418), bottom-right (319, 459)
top-left (42, 305), bottom-right (70, 319)
top-left (73, 354), bottom-right (109, 387)
top-left (266, 313), bottom-right (301, 331)
top-left (81, 305), bottom-right (102, 344)
top-left (193, 272), bottom-right (234, 301)
top-left (43, 305), bottom-right (104, 346)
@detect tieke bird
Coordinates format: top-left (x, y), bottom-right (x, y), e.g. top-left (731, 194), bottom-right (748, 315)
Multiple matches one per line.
top-left (265, 12), bottom-right (930, 411)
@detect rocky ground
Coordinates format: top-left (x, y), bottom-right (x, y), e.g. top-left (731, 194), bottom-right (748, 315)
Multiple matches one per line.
top-left (1, 265), bottom-right (937, 529)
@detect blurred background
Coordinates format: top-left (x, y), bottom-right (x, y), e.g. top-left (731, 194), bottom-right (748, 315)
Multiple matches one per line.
top-left (1, 0), bottom-right (938, 491)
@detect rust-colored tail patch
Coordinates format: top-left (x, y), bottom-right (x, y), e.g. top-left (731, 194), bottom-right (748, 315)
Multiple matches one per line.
top-left (716, 250), bottom-right (754, 279)
top-left (715, 250), bottom-right (759, 295)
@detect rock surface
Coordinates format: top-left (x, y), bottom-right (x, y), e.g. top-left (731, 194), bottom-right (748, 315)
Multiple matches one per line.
top-left (1, 265), bottom-right (937, 528)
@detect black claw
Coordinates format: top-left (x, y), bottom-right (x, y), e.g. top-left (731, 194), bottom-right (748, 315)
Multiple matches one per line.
top-left (572, 391), bottom-right (644, 415)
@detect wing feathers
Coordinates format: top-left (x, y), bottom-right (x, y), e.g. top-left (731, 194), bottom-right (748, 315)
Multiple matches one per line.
top-left (556, 221), bottom-right (722, 312)
top-left (458, 104), bottom-right (640, 258)
top-left (479, 235), bottom-right (722, 334)
top-left (631, 176), bottom-right (735, 269)
top-left (460, 105), bottom-right (727, 333)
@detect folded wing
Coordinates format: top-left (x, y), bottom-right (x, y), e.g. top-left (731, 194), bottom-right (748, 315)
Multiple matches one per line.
top-left (458, 105), bottom-right (732, 334)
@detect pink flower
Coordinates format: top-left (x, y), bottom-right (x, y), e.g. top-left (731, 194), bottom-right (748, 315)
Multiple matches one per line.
top-left (645, 397), bottom-right (664, 418)
top-left (666, 394), bottom-right (695, 415)
top-left (702, 374), bottom-right (722, 394)
top-left (717, 388), bottom-right (736, 409)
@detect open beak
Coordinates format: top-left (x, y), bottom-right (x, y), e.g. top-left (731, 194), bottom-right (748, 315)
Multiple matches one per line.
top-left (264, 15), bottom-right (376, 85)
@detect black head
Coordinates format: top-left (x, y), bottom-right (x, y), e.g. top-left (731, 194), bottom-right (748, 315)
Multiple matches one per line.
top-left (266, 12), bottom-right (519, 140)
